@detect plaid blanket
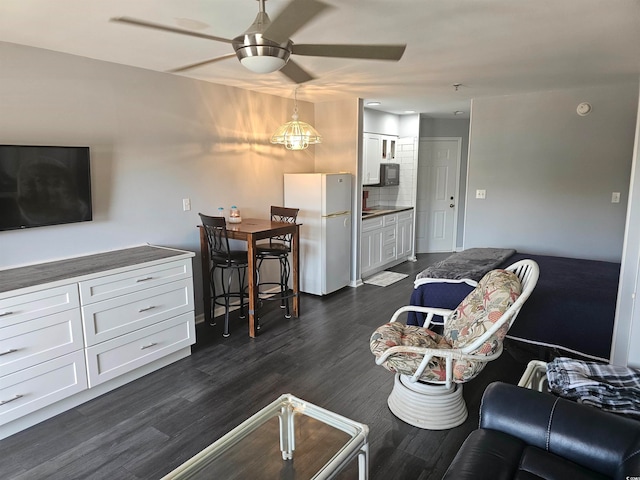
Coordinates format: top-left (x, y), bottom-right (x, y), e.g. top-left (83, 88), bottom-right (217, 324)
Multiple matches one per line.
top-left (546, 357), bottom-right (640, 416)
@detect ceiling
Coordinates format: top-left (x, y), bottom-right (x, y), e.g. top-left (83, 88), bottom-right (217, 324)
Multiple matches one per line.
top-left (1, 0), bottom-right (639, 117)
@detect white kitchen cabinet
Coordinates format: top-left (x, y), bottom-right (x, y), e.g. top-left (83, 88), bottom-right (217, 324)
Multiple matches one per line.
top-left (363, 133), bottom-right (398, 185)
top-left (363, 134), bottom-right (382, 185)
top-left (361, 209), bottom-right (414, 277)
top-left (382, 214), bottom-right (398, 264)
top-left (0, 245), bottom-right (195, 440)
top-left (397, 210), bottom-right (415, 258)
top-left (361, 216), bottom-right (384, 274)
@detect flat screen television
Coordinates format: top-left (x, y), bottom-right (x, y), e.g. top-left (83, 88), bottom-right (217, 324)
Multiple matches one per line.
top-left (0, 145), bottom-right (92, 231)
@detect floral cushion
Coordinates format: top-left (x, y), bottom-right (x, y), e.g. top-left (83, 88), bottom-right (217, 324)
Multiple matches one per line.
top-left (370, 269), bottom-right (522, 383)
top-left (370, 322), bottom-right (452, 382)
top-left (443, 269), bottom-right (521, 354)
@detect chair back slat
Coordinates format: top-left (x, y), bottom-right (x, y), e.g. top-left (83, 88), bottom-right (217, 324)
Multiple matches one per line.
top-left (269, 206), bottom-right (299, 248)
top-left (199, 213), bottom-right (232, 263)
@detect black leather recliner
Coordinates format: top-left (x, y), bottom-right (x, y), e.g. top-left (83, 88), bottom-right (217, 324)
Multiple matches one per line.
top-left (442, 382), bottom-right (640, 480)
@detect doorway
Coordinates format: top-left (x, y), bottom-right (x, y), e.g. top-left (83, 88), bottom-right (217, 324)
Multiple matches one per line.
top-left (416, 138), bottom-right (462, 253)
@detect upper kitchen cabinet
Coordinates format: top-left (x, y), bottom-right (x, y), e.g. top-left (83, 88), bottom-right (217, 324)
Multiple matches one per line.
top-left (363, 133), bottom-right (397, 186)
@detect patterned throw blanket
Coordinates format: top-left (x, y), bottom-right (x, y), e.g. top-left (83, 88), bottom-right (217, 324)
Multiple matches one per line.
top-left (547, 357), bottom-right (640, 416)
top-left (415, 247), bottom-right (516, 285)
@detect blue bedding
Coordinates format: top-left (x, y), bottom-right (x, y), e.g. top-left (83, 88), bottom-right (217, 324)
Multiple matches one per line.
top-left (409, 252), bottom-right (620, 361)
top-left (407, 281), bottom-right (475, 326)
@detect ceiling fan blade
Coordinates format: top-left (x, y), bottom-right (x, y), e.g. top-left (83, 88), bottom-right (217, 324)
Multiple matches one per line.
top-left (168, 54), bottom-right (237, 73)
top-left (262, 0), bottom-right (332, 45)
top-left (280, 60), bottom-right (315, 84)
top-left (292, 44), bottom-right (406, 61)
top-left (110, 17), bottom-right (233, 44)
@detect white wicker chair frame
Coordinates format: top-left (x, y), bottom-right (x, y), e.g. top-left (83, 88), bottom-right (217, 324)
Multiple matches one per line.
top-left (375, 259), bottom-right (539, 429)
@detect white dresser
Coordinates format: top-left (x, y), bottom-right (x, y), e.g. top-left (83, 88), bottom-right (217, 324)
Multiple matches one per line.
top-left (0, 245), bottom-right (196, 440)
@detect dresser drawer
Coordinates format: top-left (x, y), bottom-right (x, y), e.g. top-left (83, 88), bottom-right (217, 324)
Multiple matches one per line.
top-left (81, 279), bottom-right (193, 346)
top-left (79, 259), bottom-right (192, 305)
top-left (0, 350), bottom-right (87, 427)
top-left (0, 310), bottom-right (84, 377)
top-left (0, 285), bottom-right (79, 328)
top-left (85, 313), bottom-right (195, 387)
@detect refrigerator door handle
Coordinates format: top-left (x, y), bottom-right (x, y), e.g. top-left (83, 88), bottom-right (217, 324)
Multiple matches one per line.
top-left (323, 211), bottom-right (350, 218)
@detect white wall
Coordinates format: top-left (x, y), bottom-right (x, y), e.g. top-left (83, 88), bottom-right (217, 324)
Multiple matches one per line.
top-left (0, 42), bottom-right (317, 315)
top-left (464, 83), bottom-right (638, 262)
top-left (612, 82), bottom-right (640, 367)
top-left (314, 99), bottom-right (361, 285)
top-left (362, 109), bottom-right (399, 136)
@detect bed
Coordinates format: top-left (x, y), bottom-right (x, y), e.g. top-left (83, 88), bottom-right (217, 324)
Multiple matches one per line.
top-left (408, 249), bottom-right (620, 362)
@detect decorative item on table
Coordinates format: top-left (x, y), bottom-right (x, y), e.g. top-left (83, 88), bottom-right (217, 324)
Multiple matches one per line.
top-left (229, 206), bottom-right (242, 223)
top-left (217, 206), bottom-right (226, 220)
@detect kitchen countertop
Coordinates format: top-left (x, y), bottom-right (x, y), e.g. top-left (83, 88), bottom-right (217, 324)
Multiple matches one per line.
top-left (361, 206), bottom-right (413, 219)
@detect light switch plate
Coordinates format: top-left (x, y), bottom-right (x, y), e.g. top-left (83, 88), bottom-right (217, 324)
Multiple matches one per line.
top-left (182, 198), bottom-right (191, 211)
top-left (612, 192), bottom-right (620, 204)
top-left (476, 189), bottom-right (486, 199)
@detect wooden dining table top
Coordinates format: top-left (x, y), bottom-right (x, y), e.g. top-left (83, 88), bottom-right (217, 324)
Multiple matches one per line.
top-left (224, 218), bottom-right (299, 240)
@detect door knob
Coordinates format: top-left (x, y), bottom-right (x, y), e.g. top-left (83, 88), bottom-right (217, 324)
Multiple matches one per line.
top-left (450, 204), bottom-right (455, 208)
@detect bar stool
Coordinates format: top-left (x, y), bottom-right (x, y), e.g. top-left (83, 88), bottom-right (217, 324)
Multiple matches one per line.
top-left (199, 213), bottom-right (249, 337)
top-left (256, 206), bottom-right (299, 319)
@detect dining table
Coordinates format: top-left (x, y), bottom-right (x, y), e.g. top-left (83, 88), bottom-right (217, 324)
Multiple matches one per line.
top-left (198, 218), bottom-right (300, 337)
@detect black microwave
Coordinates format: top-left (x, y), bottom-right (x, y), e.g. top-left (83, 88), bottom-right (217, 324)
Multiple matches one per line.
top-left (379, 163), bottom-right (400, 186)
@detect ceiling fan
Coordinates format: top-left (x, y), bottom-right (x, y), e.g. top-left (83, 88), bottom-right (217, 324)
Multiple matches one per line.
top-left (111, 0), bottom-right (406, 84)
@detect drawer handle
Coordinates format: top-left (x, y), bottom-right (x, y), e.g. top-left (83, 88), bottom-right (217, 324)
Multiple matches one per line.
top-left (138, 305), bottom-right (156, 313)
top-left (140, 342), bottom-right (158, 350)
top-left (0, 348), bottom-right (18, 356)
top-left (0, 311), bottom-right (14, 317)
top-left (0, 394), bottom-right (23, 406)
top-left (136, 277), bottom-right (154, 283)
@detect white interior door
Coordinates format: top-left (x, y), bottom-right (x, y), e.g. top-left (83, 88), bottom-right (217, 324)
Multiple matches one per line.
top-left (416, 138), bottom-right (461, 253)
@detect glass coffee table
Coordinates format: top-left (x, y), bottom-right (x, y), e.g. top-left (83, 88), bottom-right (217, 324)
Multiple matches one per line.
top-left (162, 394), bottom-right (369, 480)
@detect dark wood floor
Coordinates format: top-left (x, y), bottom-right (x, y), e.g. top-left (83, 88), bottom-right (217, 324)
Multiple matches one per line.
top-left (1, 254), bottom-right (542, 480)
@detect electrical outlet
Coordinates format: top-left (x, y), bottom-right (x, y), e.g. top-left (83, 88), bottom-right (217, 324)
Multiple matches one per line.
top-left (182, 198), bottom-right (191, 211)
top-left (476, 189), bottom-right (486, 199)
top-left (612, 192), bottom-right (621, 204)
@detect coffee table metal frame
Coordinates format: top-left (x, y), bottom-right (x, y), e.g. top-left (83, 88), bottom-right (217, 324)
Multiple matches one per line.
top-left (518, 360), bottom-right (549, 392)
top-left (162, 393), bottom-right (369, 480)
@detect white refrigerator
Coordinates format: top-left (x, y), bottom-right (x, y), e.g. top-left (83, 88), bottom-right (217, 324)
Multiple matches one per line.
top-left (284, 173), bottom-right (352, 296)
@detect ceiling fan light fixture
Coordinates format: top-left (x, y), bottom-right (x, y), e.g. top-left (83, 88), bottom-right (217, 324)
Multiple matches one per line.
top-left (236, 44), bottom-right (290, 73)
top-left (233, 32), bottom-right (292, 74)
top-left (240, 54), bottom-right (286, 73)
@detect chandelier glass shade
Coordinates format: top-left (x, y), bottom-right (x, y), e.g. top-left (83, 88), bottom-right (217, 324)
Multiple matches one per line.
top-left (271, 89), bottom-right (322, 150)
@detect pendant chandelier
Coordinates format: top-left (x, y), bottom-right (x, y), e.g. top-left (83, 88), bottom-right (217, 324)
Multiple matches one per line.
top-left (271, 88), bottom-right (322, 151)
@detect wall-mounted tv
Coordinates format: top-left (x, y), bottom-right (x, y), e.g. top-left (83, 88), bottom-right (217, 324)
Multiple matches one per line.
top-left (0, 145), bottom-right (92, 231)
